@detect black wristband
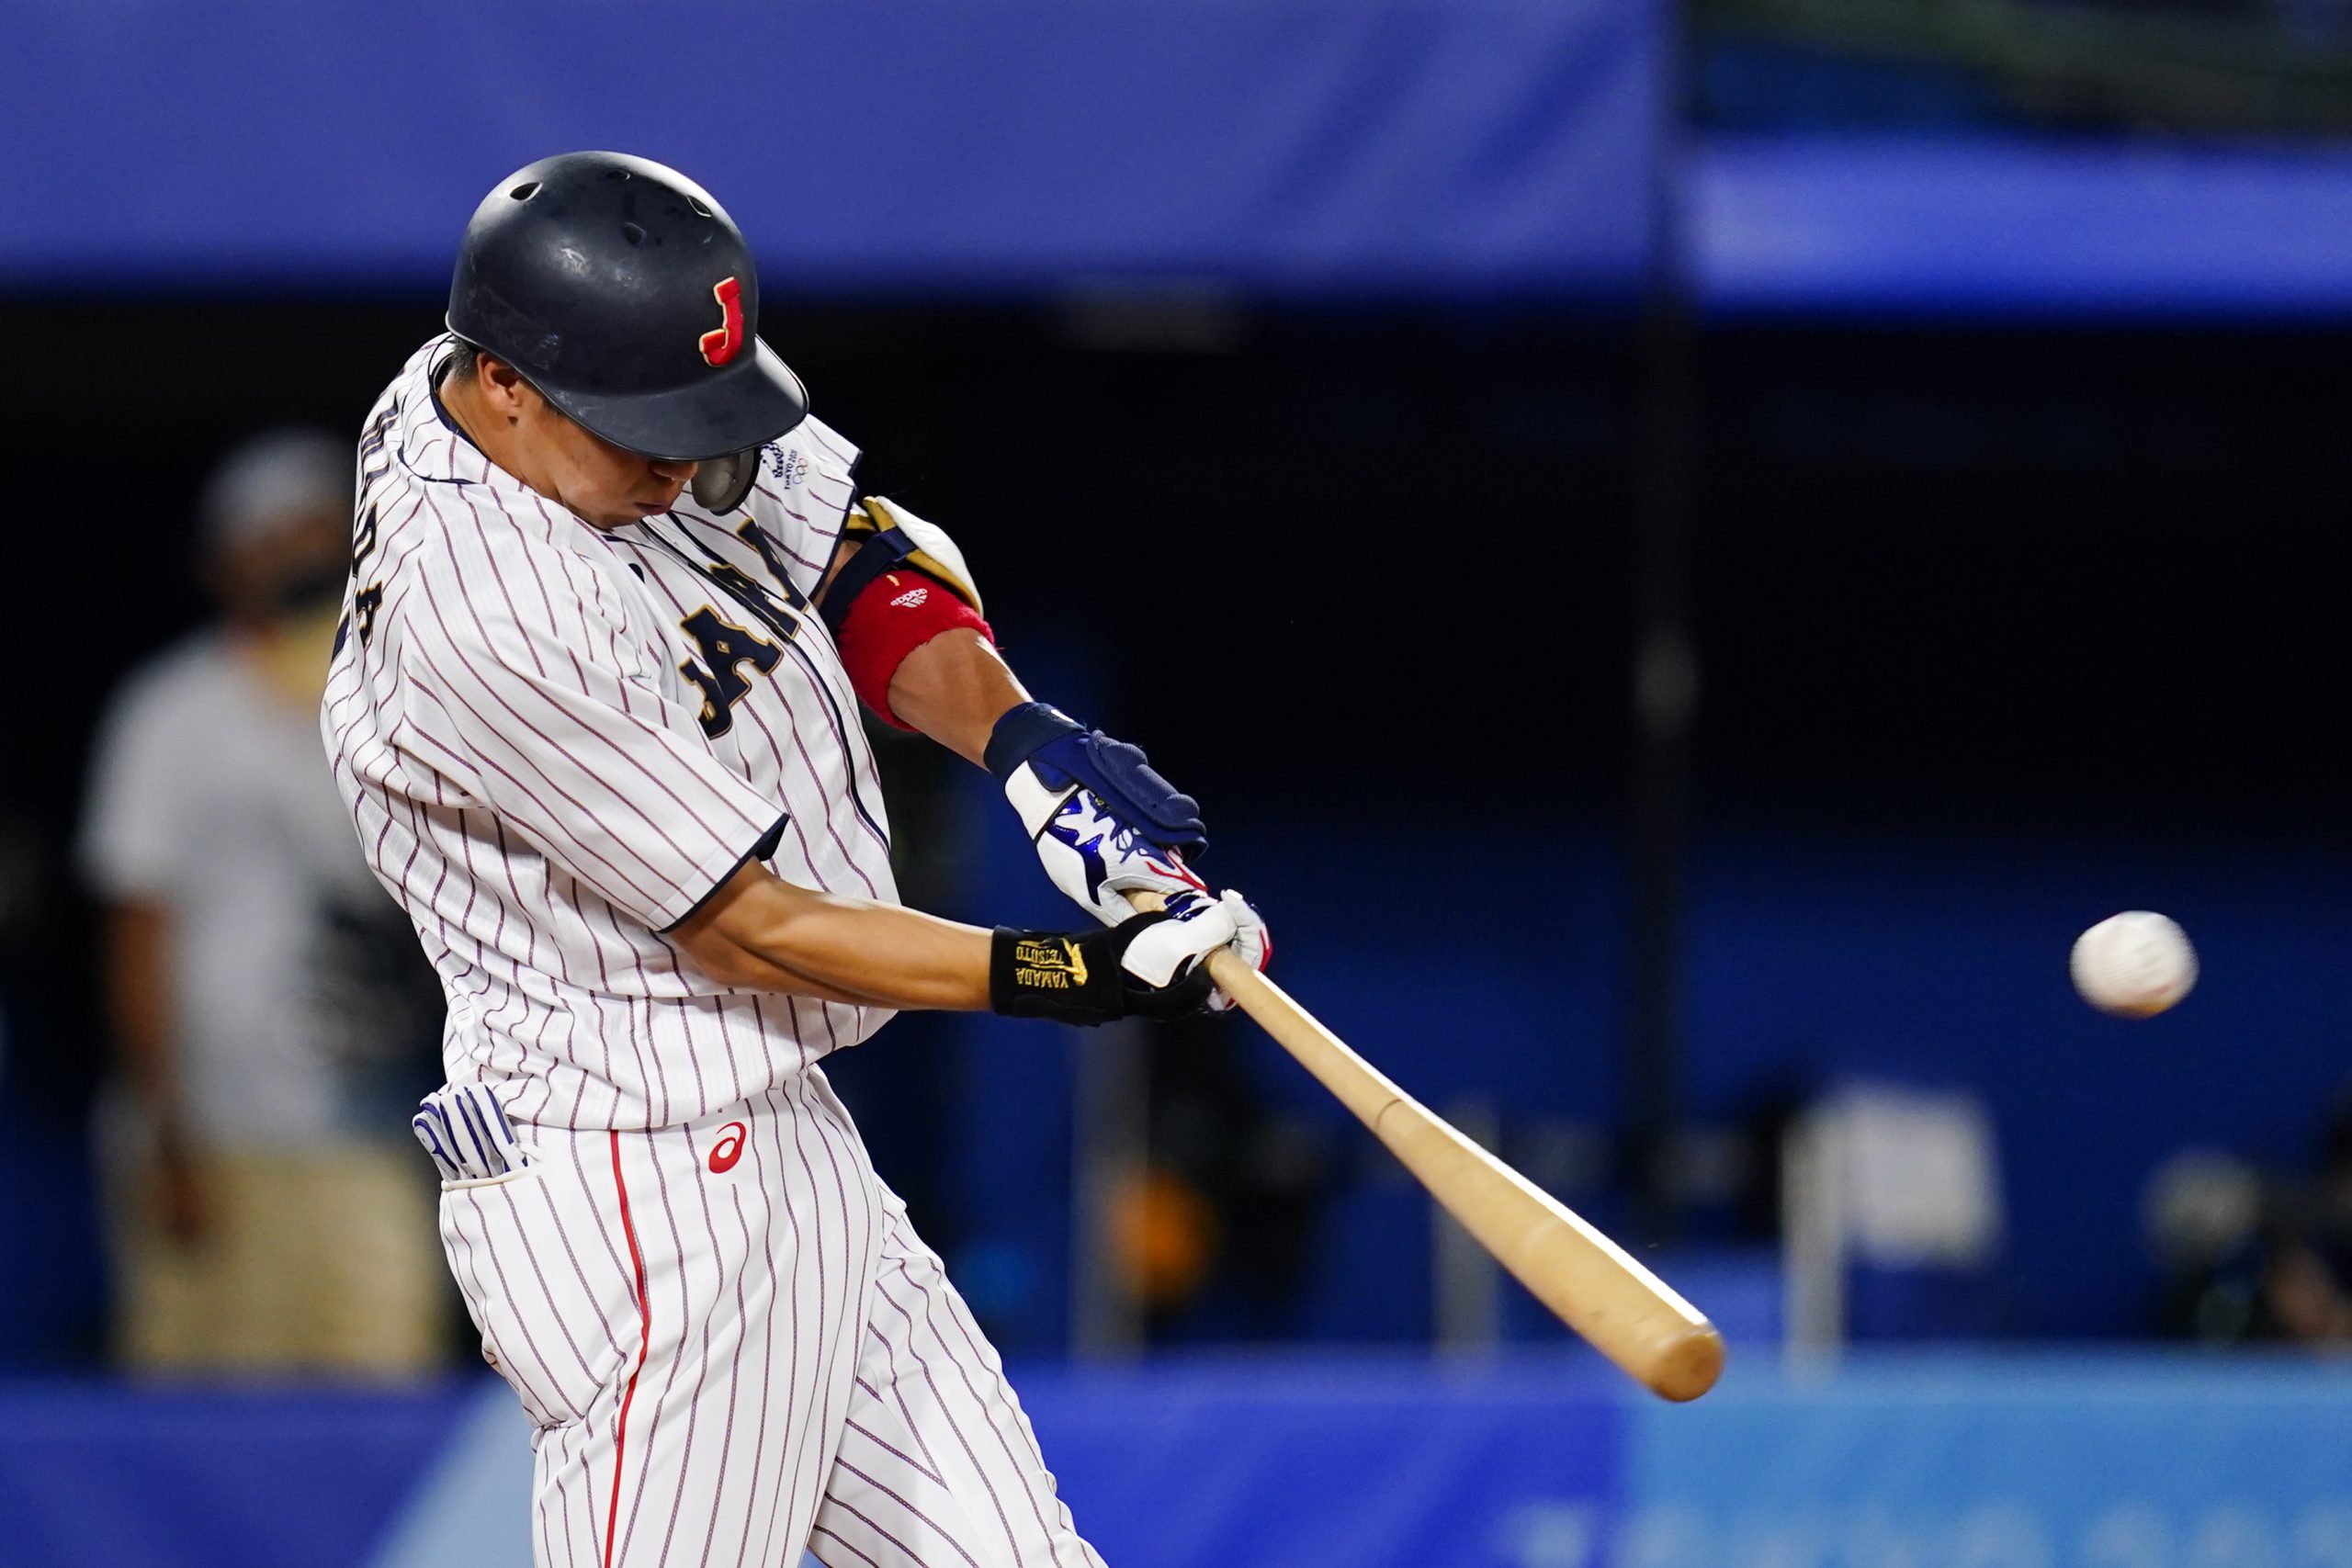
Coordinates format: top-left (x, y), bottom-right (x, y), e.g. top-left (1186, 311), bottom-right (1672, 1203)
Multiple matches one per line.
top-left (988, 911), bottom-right (1218, 1026)
top-left (989, 924), bottom-right (1128, 1025)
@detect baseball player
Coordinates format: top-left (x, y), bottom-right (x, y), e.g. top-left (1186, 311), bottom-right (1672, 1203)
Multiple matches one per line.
top-left (324, 152), bottom-right (1269, 1568)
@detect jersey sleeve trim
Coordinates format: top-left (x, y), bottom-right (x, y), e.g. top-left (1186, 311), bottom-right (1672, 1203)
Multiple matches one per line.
top-left (658, 810), bottom-right (791, 934)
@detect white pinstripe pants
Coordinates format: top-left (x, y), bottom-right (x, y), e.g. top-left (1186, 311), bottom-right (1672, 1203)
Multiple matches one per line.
top-left (440, 1070), bottom-right (1106, 1568)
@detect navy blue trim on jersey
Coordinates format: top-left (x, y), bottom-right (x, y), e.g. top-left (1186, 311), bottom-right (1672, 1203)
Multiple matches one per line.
top-left (380, 342), bottom-right (482, 491)
top-left (429, 390), bottom-right (473, 449)
top-left (426, 338), bottom-right (478, 451)
top-left (657, 809), bottom-right (793, 934)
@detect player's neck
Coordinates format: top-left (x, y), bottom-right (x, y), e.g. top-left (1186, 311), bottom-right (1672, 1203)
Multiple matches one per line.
top-left (439, 371), bottom-right (552, 508)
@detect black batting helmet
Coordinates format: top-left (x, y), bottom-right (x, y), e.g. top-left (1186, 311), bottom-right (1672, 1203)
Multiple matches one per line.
top-left (446, 152), bottom-right (807, 491)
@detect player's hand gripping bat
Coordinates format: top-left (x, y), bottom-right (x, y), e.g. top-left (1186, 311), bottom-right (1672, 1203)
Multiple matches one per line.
top-left (1132, 892), bottom-right (1725, 1403)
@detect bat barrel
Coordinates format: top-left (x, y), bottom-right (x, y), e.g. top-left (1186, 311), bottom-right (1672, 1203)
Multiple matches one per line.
top-left (1637, 1321), bottom-right (1726, 1404)
top-left (1507, 1224), bottom-right (1727, 1402)
top-left (1170, 909), bottom-right (1730, 1404)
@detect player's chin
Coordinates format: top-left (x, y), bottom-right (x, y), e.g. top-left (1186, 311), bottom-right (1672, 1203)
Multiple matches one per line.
top-left (589, 495), bottom-right (676, 526)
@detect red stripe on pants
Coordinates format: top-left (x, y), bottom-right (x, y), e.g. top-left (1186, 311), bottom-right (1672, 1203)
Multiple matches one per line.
top-left (605, 1131), bottom-right (652, 1568)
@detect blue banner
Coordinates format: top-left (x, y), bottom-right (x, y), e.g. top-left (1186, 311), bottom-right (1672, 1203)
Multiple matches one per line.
top-left (1030, 1359), bottom-right (1626, 1567)
top-left (1630, 1356), bottom-right (2352, 1566)
top-left (1692, 136), bottom-right (2352, 317)
top-left (10, 1357), bottom-right (2352, 1568)
top-left (20, 6), bottom-right (2352, 311)
top-left (0, 1), bottom-right (1657, 297)
top-left (0, 1382), bottom-right (469, 1568)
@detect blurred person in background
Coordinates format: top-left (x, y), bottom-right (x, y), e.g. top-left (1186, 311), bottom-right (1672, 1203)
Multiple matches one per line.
top-left (2147, 1096), bottom-right (2352, 1346)
top-left (2262, 1093), bottom-right (2352, 1345)
top-left (79, 430), bottom-right (448, 1378)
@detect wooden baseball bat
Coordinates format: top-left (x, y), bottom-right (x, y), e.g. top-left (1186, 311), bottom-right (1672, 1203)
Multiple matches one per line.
top-left (1134, 893), bottom-right (1725, 1402)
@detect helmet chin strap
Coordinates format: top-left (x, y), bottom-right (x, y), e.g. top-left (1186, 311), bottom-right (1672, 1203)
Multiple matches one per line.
top-left (690, 448), bottom-right (759, 513)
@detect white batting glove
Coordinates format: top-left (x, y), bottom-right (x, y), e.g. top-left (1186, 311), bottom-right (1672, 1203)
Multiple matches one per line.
top-left (1121, 888), bottom-right (1272, 1013)
top-left (413, 1083), bottom-right (533, 1186)
top-left (1202, 888), bottom-right (1272, 1011)
top-left (1006, 770), bottom-right (1209, 926)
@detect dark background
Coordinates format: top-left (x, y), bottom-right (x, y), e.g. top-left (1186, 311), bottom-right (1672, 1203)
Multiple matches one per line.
top-left (5, 296), bottom-right (2346, 1351)
top-left (7, 300), bottom-right (2341, 865)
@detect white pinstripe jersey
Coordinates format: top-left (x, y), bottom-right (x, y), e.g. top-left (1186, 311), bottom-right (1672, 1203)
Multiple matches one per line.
top-left (323, 338), bottom-right (901, 1133)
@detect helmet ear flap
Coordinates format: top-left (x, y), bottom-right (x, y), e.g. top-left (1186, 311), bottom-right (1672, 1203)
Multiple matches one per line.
top-left (691, 449), bottom-right (760, 513)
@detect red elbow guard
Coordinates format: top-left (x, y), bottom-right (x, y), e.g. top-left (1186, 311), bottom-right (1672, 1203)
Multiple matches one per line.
top-left (834, 570), bottom-right (993, 730)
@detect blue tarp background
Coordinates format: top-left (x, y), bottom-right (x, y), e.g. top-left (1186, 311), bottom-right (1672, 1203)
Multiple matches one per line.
top-left (7, 1358), bottom-right (2351, 1567)
top-left (0, 0), bottom-right (1657, 296)
top-left (1691, 136), bottom-right (2352, 316)
top-left (0, 1382), bottom-right (470, 1568)
top-left (15, 3), bottom-right (2352, 310)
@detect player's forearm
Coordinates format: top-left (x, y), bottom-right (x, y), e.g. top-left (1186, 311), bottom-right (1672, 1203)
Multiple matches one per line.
top-left (888, 628), bottom-right (1028, 768)
top-left (671, 862), bottom-right (993, 1010)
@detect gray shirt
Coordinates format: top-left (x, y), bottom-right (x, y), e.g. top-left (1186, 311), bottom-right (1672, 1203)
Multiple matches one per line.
top-left (82, 631), bottom-right (399, 1146)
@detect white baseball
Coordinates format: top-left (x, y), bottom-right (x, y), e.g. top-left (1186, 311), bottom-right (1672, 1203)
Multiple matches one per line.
top-left (2071, 911), bottom-right (2197, 1017)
